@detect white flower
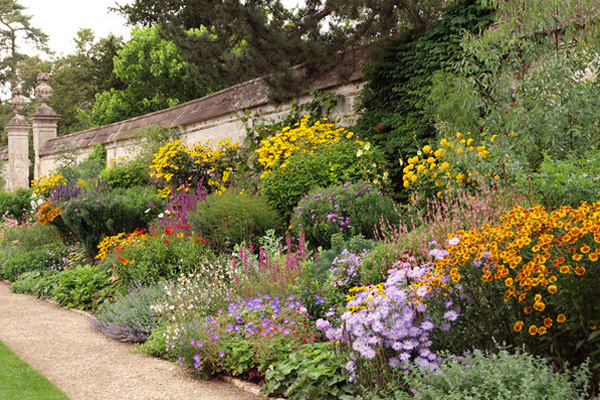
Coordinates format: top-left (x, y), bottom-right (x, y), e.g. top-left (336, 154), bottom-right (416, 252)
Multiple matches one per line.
top-left (356, 150), bottom-right (363, 157)
top-left (158, 213), bottom-right (164, 219)
top-left (144, 208), bottom-right (151, 214)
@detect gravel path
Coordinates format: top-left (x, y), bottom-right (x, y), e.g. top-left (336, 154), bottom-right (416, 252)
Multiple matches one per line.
top-left (0, 281), bottom-right (262, 400)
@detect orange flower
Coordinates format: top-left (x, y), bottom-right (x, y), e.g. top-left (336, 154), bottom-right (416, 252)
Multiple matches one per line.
top-left (533, 302), bottom-right (545, 312)
top-left (543, 318), bottom-right (553, 328)
top-left (589, 253), bottom-right (598, 261)
top-left (538, 326), bottom-right (547, 335)
top-left (528, 325), bottom-right (538, 335)
top-left (548, 285), bottom-right (557, 294)
top-left (557, 314), bottom-right (566, 323)
top-left (573, 253), bottom-right (582, 261)
top-left (574, 266), bottom-right (586, 276)
top-left (505, 277), bottom-right (514, 287)
top-left (580, 245), bottom-right (591, 253)
top-left (559, 265), bottom-right (570, 274)
top-left (513, 320), bottom-right (524, 332)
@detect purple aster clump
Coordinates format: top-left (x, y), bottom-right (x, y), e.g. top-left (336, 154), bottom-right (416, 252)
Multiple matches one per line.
top-left (329, 249), bottom-right (369, 287)
top-left (317, 260), bottom-right (459, 382)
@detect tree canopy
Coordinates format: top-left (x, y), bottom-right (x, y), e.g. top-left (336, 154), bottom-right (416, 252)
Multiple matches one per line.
top-left (115, 0), bottom-right (450, 101)
top-left (0, 0), bottom-right (48, 91)
top-left (91, 25), bottom-right (206, 126)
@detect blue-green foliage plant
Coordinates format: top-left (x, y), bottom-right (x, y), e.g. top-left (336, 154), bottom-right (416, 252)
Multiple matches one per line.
top-left (292, 182), bottom-right (400, 249)
top-left (92, 282), bottom-right (166, 342)
top-left (362, 350), bottom-right (593, 400)
top-left (521, 152), bottom-right (600, 208)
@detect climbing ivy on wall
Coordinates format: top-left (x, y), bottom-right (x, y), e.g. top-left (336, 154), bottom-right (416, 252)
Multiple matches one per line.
top-left (355, 0), bottom-right (496, 197)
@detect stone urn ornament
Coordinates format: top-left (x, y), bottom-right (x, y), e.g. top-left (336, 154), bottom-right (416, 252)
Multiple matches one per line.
top-left (33, 72), bottom-right (57, 116)
top-left (6, 88), bottom-right (29, 126)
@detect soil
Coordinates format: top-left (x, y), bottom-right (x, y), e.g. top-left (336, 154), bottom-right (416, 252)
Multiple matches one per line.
top-left (0, 281), bottom-right (263, 400)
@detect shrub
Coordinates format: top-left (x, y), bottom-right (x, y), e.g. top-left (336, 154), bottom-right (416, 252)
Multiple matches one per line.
top-left (92, 282), bottom-right (166, 343)
top-left (150, 138), bottom-right (241, 198)
top-left (261, 139), bottom-right (388, 218)
top-left (99, 160), bottom-right (150, 189)
top-left (52, 263), bottom-right (113, 310)
top-left (362, 350), bottom-right (592, 400)
top-left (189, 190), bottom-right (282, 252)
top-left (96, 225), bottom-right (215, 286)
top-left (0, 188), bottom-right (32, 221)
top-left (262, 342), bottom-right (355, 400)
top-left (56, 144), bottom-right (107, 182)
top-left (255, 115), bottom-right (351, 177)
top-left (292, 182), bottom-right (399, 249)
top-left (61, 186), bottom-right (161, 258)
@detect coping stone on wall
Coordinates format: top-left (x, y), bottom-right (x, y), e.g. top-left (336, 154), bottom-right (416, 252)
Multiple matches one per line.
top-left (38, 43), bottom-right (371, 158)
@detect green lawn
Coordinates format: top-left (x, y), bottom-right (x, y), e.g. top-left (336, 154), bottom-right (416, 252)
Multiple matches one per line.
top-left (0, 340), bottom-right (69, 400)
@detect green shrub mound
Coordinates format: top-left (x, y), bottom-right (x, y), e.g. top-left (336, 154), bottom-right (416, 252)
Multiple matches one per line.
top-left (99, 160), bottom-right (151, 189)
top-left (260, 139), bottom-right (388, 218)
top-left (0, 188), bottom-right (33, 221)
top-left (188, 189), bottom-right (282, 251)
top-left (292, 182), bottom-right (400, 249)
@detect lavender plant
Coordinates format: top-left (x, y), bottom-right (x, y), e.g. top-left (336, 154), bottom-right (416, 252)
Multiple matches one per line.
top-left (92, 282), bottom-right (167, 343)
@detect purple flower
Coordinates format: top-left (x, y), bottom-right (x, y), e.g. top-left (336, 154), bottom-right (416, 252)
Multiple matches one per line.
top-left (443, 310), bottom-right (458, 321)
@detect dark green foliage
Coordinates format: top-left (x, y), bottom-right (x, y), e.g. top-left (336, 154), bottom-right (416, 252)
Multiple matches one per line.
top-left (1, 250), bottom-right (47, 281)
top-left (99, 160), bottom-right (150, 189)
top-left (0, 188), bottom-right (32, 221)
top-left (292, 182), bottom-right (400, 249)
top-left (260, 140), bottom-right (388, 218)
top-left (262, 342), bottom-right (355, 400)
top-left (117, 0), bottom-right (446, 102)
top-left (52, 264), bottom-right (112, 310)
top-left (355, 0), bottom-right (496, 197)
top-left (92, 282), bottom-right (166, 342)
top-left (188, 190), bottom-right (282, 252)
top-left (135, 323), bottom-right (176, 360)
top-left (60, 187), bottom-right (161, 258)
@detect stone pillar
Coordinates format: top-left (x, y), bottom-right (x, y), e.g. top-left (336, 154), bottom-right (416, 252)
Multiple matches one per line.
top-left (31, 73), bottom-right (60, 181)
top-left (5, 88), bottom-right (31, 192)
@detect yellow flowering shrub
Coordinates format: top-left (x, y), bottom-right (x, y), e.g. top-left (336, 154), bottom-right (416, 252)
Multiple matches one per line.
top-left (32, 173), bottom-right (66, 197)
top-left (429, 201), bottom-right (600, 366)
top-left (255, 115), bottom-right (355, 177)
top-left (150, 138), bottom-right (240, 197)
top-left (402, 132), bottom-right (512, 200)
top-left (95, 228), bottom-right (149, 262)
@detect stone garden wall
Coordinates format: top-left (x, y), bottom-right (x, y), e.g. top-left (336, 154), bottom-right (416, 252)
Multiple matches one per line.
top-left (28, 44), bottom-right (370, 181)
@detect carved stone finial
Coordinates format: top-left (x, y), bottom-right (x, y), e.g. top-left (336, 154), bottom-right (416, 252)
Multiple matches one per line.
top-left (10, 88), bottom-right (27, 115)
top-left (34, 73), bottom-right (54, 104)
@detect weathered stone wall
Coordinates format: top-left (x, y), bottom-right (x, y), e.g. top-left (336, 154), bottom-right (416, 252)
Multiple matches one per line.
top-left (34, 44), bottom-right (369, 177)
